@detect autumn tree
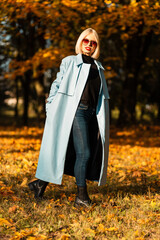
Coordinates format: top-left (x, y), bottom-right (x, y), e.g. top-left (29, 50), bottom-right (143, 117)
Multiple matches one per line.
top-left (0, 0), bottom-right (160, 125)
top-left (0, 0), bottom-right (102, 124)
top-left (0, 1), bottom-right (47, 124)
top-left (92, 0), bottom-right (160, 124)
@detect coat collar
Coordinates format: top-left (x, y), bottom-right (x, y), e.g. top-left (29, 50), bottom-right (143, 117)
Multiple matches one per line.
top-left (76, 54), bottom-right (105, 70)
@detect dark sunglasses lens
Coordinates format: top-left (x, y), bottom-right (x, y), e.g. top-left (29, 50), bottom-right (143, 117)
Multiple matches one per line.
top-left (92, 41), bottom-right (97, 47)
top-left (83, 39), bottom-right (89, 45)
top-left (82, 39), bottom-right (97, 47)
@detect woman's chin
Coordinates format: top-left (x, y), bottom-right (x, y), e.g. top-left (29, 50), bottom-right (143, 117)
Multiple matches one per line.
top-left (82, 51), bottom-right (91, 56)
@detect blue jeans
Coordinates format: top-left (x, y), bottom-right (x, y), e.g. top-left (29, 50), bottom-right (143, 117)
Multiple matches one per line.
top-left (72, 103), bottom-right (95, 187)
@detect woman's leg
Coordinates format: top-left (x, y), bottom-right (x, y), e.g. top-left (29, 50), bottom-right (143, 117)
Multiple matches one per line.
top-left (72, 104), bottom-right (95, 206)
top-left (72, 104), bottom-right (93, 187)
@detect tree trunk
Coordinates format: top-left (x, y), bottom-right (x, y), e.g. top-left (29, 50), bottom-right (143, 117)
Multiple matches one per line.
top-left (118, 75), bottom-right (137, 124)
top-left (156, 66), bottom-right (160, 124)
top-left (14, 78), bottom-right (19, 119)
top-left (118, 32), bottom-right (152, 125)
top-left (23, 71), bottom-right (31, 126)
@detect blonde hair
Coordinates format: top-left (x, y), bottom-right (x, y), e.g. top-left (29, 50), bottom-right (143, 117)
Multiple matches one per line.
top-left (75, 28), bottom-right (100, 59)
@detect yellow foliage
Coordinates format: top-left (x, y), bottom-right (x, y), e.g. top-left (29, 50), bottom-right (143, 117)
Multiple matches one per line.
top-left (61, 0), bottom-right (79, 8)
top-left (8, 205), bottom-right (18, 213)
top-left (105, 0), bottom-right (112, 4)
top-left (106, 227), bottom-right (118, 232)
top-left (84, 228), bottom-right (96, 236)
top-left (121, 33), bottom-right (129, 41)
top-left (0, 218), bottom-right (12, 226)
top-left (58, 214), bottom-right (65, 219)
top-left (0, 126), bottom-right (160, 239)
top-left (155, 1), bottom-right (160, 7)
top-left (130, 0), bottom-right (138, 6)
top-left (95, 217), bottom-right (102, 223)
top-left (59, 234), bottom-right (71, 240)
top-left (43, 52), bottom-right (52, 58)
top-left (97, 223), bottom-right (105, 232)
top-left (20, 177), bottom-right (28, 187)
top-left (1, 0), bottom-right (160, 81)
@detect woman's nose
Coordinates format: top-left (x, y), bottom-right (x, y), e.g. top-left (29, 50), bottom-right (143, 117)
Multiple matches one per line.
top-left (89, 41), bottom-right (92, 46)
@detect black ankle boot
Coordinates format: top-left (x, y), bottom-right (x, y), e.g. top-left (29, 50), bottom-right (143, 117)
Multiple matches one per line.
top-left (28, 179), bottom-right (48, 199)
top-left (74, 186), bottom-right (91, 208)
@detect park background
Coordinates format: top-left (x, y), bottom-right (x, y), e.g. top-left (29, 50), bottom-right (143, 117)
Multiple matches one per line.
top-left (0, 0), bottom-right (160, 239)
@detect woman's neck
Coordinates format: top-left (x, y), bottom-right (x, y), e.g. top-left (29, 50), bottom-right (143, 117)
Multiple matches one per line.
top-left (82, 54), bottom-right (94, 64)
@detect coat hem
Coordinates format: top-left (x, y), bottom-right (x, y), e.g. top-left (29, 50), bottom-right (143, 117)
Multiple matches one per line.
top-left (35, 173), bottom-right (62, 185)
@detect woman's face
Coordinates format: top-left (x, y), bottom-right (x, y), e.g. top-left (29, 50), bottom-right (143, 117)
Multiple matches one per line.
top-left (81, 33), bottom-right (97, 57)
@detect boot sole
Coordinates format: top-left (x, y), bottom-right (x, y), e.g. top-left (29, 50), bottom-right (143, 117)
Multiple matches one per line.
top-left (74, 198), bottom-right (91, 208)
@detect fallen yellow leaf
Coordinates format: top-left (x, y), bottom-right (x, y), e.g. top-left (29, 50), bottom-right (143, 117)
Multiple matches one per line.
top-left (0, 218), bottom-right (12, 226)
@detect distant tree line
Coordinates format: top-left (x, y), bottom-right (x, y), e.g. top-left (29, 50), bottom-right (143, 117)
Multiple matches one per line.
top-left (0, 0), bottom-right (160, 125)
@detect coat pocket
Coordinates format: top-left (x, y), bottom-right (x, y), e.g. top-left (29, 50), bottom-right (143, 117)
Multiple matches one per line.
top-left (57, 63), bottom-right (79, 96)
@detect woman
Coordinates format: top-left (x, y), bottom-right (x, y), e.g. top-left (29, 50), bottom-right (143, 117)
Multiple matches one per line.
top-left (28, 28), bottom-right (110, 207)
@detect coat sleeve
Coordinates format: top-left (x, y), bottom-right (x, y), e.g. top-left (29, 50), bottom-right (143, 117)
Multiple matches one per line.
top-left (46, 57), bottom-right (69, 112)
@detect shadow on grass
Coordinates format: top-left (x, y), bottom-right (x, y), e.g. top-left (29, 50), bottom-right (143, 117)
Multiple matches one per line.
top-left (1, 172), bottom-right (159, 205)
top-left (110, 125), bottom-right (160, 148)
top-left (99, 179), bottom-right (160, 196)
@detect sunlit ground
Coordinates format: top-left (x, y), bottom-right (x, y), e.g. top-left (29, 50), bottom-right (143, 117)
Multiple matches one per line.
top-left (0, 125), bottom-right (160, 239)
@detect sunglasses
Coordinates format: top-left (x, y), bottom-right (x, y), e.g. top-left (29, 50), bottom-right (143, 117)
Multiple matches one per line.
top-left (82, 38), bottom-right (97, 47)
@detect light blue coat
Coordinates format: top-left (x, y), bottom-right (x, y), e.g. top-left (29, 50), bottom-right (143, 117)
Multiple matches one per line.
top-left (35, 54), bottom-right (110, 186)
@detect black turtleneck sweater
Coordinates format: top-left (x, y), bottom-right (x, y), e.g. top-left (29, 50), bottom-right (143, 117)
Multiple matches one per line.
top-left (80, 54), bottom-right (101, 108)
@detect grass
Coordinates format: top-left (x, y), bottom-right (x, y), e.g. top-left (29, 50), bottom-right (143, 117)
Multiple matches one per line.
top-left (0, 125), bottom-right (160, 239)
